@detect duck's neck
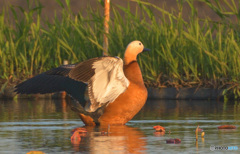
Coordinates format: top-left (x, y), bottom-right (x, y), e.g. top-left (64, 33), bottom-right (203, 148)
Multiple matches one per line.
top-left (124, 61), bottom-right (144, 85)
top-left (124, 51), bottom-right (137, 65)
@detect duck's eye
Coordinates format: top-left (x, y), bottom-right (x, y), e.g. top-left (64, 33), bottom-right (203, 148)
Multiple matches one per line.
top-left (139, 43), bottom-right (142, 45)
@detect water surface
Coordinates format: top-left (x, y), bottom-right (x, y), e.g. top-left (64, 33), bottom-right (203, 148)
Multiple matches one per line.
top-left (0, 99), bottom-right (239, 153)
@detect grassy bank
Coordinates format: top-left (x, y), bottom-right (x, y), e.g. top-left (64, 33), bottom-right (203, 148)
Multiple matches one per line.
top-left (1, 0), bottom-right (240, 98)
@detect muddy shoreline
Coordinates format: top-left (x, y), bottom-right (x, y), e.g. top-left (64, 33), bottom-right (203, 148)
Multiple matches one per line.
top-left (0, 84), bottom-right (225, 100)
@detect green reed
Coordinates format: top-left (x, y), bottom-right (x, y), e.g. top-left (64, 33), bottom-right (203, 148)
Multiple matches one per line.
top-left (1, 0), bottom-right (240, 97)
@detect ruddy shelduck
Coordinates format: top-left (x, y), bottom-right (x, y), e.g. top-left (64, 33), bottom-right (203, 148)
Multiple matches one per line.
top-left (15, 40), bottom-right (150, 126)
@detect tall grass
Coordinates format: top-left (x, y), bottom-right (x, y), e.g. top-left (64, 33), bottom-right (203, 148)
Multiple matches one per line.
top-left (1, 0), bottom-right (240, 97)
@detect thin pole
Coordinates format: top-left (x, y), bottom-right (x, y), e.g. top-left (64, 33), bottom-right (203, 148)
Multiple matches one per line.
top-left (103, 0), bottom-right (110, 56)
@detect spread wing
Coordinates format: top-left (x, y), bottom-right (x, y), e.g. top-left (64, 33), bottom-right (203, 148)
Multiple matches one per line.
top-left (15, 57), bottom-right (129, 112)
top-left (69, 57), bottom-right (130, 112)
top-left (15, 64), bottom-right (87, 105)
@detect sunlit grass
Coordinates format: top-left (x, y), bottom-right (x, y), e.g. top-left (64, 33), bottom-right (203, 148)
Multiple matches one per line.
top-left (1, 0), bottom-right (240, 97)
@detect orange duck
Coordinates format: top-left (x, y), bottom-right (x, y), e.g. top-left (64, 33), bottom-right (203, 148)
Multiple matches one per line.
top-left (15, 40), bottom-right (149, 126)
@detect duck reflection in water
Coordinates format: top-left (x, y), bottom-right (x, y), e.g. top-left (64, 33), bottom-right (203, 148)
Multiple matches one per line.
top-left (71, 125), bottom-right (147, 153)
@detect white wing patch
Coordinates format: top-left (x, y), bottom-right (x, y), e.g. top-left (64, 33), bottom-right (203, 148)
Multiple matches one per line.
top-left (86, 57), bottom-right (129, 112)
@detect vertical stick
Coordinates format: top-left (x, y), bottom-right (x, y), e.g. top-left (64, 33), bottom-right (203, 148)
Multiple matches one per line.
top-left (103, 0), bottom-right (110, 56)
top-left (195, 125), bottom-right (199, 151)
top-left (195, 125), bottom-right (199, 141)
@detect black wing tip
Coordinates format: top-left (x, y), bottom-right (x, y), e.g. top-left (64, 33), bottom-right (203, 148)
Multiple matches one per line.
top-left (13, 85), bottom-right (21, 94)
top-left (13, 89), bottom-right (28, 94)
top-left (14, 84), bottom-right (39, 94)
top-left (13, 83), bottom-right (28, 94)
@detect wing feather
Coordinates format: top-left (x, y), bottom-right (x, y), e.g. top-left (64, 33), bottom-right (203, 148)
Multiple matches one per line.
top-left (15, 56), bottom-right (129, 113)
top-left (86, 57), bottom-right (129, 112)
top-left (69, 58), bottom-right (99, 82)
top-left (14, 64), bottom-right (87, 105)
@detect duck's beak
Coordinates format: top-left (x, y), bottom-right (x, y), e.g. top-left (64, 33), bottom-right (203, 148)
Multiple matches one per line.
top-left (142, 48), bottom-right (150, 52)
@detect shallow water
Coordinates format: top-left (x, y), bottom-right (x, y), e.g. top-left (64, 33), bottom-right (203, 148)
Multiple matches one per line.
top-left (0, 99), bottom-right (239, 154)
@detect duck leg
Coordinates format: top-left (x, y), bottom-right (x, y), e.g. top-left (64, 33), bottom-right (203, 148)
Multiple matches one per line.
top-left (67, 100), bottom-right (106, 125)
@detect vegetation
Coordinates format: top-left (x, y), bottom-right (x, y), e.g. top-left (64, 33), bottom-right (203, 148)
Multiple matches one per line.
top-left (1, 0), bottom-right (240, 97)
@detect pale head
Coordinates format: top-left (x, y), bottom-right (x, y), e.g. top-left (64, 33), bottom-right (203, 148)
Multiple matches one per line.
top-left (124, 40), bottom-right (148, 65)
